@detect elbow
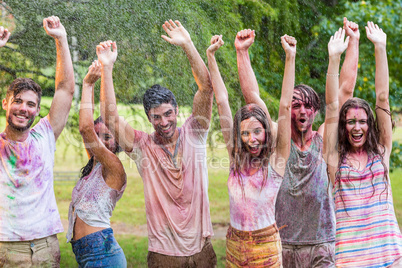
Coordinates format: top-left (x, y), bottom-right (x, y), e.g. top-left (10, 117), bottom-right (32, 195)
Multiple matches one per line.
top-left (79, 123), bottom-right (92, 135)
top-left (279, 100), bottom-right (292, 112)
top-left (376, 92), bottom-right (389, 104)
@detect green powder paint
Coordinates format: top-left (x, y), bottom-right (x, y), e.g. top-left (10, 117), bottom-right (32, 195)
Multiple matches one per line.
top-left (7, 195), bottom-right (15, 200)
top-left (8, 154), bottom-right (17, 168)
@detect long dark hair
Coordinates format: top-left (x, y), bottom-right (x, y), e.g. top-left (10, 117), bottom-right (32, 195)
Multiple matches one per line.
top-left (336, 98), bottom-right (389, 209)
top-left (232, 104), bottom-right (273, 196)
top-left (79, 117), bottom-right (121, 179)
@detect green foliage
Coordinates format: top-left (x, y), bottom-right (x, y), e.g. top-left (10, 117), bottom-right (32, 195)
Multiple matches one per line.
top-left (1, 0), bottom-right (400, 167)
top-left (315, 0), bottom-right (401, 111)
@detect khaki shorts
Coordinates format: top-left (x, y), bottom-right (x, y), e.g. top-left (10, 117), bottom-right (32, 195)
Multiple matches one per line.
top-left (0, 234), bottom-right (60, 268)
top-left (282, 242), bottom-right (335, 268)
top-left (147, 238), bottom-right (217, 268)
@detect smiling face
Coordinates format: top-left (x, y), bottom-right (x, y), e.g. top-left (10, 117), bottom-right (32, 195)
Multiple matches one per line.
top-left (240, 116), bottom-right (266, 158)
top-left (2, 90), bottom-right (40, 132)
top-left (345, 108), bottom-right (368, 151)
top-left (148, 103), bottom-right (178, 140)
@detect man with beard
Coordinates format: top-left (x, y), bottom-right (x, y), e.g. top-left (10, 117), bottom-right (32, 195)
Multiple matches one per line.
top-left (0, 16), bottom-right (74, 266)
top-left (235, 18), bottom-right (359, 267)
top-left (98, 19), bottom-right (216, 267)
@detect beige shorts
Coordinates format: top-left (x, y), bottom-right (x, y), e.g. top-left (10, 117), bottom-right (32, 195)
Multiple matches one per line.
top-left (0, 234), bottom-right (60, 268)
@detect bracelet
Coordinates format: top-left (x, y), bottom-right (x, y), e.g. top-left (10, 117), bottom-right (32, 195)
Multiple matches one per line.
top-left (326, 73), bottom-right (339, 77)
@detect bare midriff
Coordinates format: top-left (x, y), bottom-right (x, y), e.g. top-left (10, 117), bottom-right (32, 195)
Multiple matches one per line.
top-left (73, 216), bottom-right (106, 241)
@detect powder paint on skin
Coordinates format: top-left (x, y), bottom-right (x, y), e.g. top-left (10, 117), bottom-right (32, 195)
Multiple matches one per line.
top-left (7, 195), bottom-right (15, 200)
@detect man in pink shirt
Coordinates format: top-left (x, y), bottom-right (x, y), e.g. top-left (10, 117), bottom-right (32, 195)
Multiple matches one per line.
top-left (98, 20), bottom-right (216, 267)
top-left (0, 16), bottom-right (74, 266)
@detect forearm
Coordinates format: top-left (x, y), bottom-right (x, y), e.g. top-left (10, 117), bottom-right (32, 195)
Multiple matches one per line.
top-left (279, 54), bottom-right (295, 111)
top-left (374, 45), bottom-right (389, 105)
top-left (100, 65), bottom-right (119, 130)
top-left (339, 38), bottom-right (359, 101)
top-left (207, 52), bottom-right (229, 105)
top-left (55, 36), bottom-right (74, 94)
top-left (236, 49), bottom-right (260, 103)
top-left (326, 56), bottom-right (341, 105)
top-left (79, 83), bottom-right (95, 134)
top-left (182, 42), bottom-right (212, 92)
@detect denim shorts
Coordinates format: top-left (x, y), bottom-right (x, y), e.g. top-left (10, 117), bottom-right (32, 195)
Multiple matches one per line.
top-left (71, 228), bottom-right (126, 268)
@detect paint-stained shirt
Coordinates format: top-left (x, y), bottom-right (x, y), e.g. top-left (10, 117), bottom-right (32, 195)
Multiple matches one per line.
top-left (228, 165), bottom-right (282, 231)
top-left (275, 133), bottom-right (336, 245)
top-left (66, 162), bottom-right (126, 242)
top-left (0, 116), bottom-right (63, 241)
top-left (334, 154), bottom-right (402, 267)
top-left (126, 115), bottom-right (213, 256)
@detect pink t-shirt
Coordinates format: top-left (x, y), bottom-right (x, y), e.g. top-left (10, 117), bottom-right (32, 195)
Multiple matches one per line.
top-left (126, 115), bottom-right (213, 256)
top-left (0, 117), bottom-right (63, 241)
top-left (228, 165), bottom-right (282, 231)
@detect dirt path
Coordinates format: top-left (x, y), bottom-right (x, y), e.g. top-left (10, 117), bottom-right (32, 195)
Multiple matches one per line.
top-left (61, 219), bottom-right (228, 239)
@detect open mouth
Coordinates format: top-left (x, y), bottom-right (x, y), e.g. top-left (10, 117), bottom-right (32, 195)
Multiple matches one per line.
top-left (15, 114), bottom-right (29, 121)
top-left (249, 145), bottom-right (260, 154)
top-left (299, 118), bottom-right (307, 124)
top-left (351, 133), bottom-right (363, 142)
top-left (160, 125), bottom-right (171, 133)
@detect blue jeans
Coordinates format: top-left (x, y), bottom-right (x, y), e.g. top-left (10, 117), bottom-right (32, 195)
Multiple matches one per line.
top-left (71, 228), bottom-right (126, 268)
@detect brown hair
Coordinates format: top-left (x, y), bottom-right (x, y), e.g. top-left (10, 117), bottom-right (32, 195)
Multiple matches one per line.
top-left (336, 98), bottom-right (389, 211)
top-left (232, 104), bottom-right (273, 197)
top-left (6, 78), bottom-right (42, 106)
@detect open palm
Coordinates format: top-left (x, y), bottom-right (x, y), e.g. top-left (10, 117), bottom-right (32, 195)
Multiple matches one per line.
top-left (366, 21), bottom-right (386, 46)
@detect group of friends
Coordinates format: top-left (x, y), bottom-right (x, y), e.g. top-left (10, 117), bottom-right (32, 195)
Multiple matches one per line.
top-left (0, 14), bottom-right (401, 268)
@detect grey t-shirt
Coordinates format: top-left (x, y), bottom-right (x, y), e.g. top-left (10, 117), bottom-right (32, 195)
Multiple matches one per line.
top-left (275, 133), bottom-right (335, 245)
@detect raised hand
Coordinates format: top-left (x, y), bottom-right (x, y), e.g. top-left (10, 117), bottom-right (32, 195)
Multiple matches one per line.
top-left (343, 17), bottom-right (360, 40)
top-left (161, 20), bottom-right (191, 47)
top-left (366, 21), bottom-right (386, 47)
top-left (43, 16), bottom-right (66, 39)
top-left (281, 34), bottom-right (297, 56)
top-left (83, 60), bottom-right (101, 85)
top-left (96, 41), bottom-right (118, 66)
top-left (207, 35), bottom-right (224, 55)
top-left (328, 28), bottom-right (350, 57)
top-left (0, 26), bottom-right (11, 47)
top-left (234, 29), bottom-right (255, 51)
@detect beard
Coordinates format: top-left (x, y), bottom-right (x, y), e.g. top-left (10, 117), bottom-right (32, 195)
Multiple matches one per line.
top-left (7, 115), bottom-right (35, 132)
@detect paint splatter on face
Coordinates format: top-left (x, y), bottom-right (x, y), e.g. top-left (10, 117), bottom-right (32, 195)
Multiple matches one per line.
top-left (3, 90), bottom-right (39, 132)
top-left (345, 108), bottom-right (368, 151)
top-left (291, 91), bottom-right (317, 134)
top-left (240, 117), bottom-right (265, 158)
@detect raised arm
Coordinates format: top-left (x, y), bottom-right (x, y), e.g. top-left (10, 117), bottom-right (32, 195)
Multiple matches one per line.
top-left (79, 61), bottom-right (126, 191)
top-left (339, 17), bottom-right (360, 108)
top-left (272, 35), bottom-right (296, 176)
top-left (0, 26), bottom-right (11, 47)
top-left (366, 22), bottom-right (391, 159)
top-left (206, 35), bottom-right (234, 157)
top-left (98, 41), bottom-right (135, 153)
top-left (235, 29), bottom-right (277, 137)
top-left (324, 28), bottom-right (350, 185)
top-left (161, 20), bottom-right (213, 129)
top-left (44, 16), bottom-right (75, 140)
